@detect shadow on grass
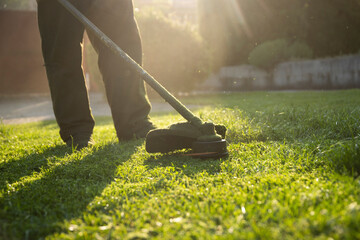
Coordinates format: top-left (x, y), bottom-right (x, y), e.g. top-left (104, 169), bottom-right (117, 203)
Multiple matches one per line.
top-left (144, 151), bottom-right (225, 177)
top-left (0, 141), bottom-right (142, 239)
top-left (0, 145), bottom-right (69, 190)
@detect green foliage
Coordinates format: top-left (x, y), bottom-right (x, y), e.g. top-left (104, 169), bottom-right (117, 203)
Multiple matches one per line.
top-left (136, 10), bottom-right (210, 94)
top-left (198, 0), bottom-right (255, 67)
top-left (1, 90), bottom-right (360, 239)
top-left (199, 0), bottom-right (360, 66)
top-left (248, 39), bottom-right (288, 70)
top-left (248, 39), bottom-right (313, 70)
top-left (286, 41), bottom-right (314, 59)
top-left (306, 0), bottom-right (360, 57)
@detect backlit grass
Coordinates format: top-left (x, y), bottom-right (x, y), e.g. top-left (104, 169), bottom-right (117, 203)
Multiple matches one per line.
top-left (1, 90), bottom-right (359, 239)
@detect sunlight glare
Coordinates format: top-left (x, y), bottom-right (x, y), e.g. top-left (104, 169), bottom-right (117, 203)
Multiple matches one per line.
top-left (227, 0), bottom-right (253, 39)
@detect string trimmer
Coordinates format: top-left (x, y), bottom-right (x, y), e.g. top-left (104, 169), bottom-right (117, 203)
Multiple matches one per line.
top-left (57, 0), bottom-right (228, 158)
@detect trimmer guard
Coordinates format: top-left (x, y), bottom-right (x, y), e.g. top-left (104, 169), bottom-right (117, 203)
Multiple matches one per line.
top-left (145, 122), bottom-right (228, 158)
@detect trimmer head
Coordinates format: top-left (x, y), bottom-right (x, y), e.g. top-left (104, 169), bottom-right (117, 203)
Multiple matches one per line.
top-left (145, 122), bottom-right (228, 159)
top-left (190, 139), bottom-right (228, 159)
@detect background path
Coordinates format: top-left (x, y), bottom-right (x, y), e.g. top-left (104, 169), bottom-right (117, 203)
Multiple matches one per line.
top-left (0, 93), bottom-right (198, 124)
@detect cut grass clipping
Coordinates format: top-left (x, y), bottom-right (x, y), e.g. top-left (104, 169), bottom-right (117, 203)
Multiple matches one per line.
top-left (1, 90), bottom-right (360, 239)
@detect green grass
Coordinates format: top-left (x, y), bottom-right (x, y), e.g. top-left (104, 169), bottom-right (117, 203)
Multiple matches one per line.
top-left (1, 90), bottom-right (360, 239)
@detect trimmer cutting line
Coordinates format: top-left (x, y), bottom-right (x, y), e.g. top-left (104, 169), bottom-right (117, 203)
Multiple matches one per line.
top-left (57, 0), bottom-right (228, 159)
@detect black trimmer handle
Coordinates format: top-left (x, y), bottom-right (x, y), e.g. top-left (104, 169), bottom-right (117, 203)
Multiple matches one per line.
top-left (57, 0), bottom-right (203, 128)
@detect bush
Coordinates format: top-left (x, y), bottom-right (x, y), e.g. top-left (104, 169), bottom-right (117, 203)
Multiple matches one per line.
top-left (248, 39), bottom-right (288, 70)
top-left (84, 10), bottom-right (211, 97)
top-left (285, 41), bottom-right (314, 60)
top-left (248, 39), bottom-right (313, 70)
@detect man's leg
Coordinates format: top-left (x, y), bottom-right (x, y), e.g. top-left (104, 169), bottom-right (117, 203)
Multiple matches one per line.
top-left (87, 0), bottom-right (153, 141)
top-left (38, 0), bottom-right (95, 146)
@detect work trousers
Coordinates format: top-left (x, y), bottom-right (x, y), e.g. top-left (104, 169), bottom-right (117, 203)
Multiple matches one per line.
top-left (37, 0), bottom-right (152, 142)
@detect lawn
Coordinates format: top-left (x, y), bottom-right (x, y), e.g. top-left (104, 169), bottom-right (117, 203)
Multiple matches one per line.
top-left (1, 90), bottom-right (360, 239)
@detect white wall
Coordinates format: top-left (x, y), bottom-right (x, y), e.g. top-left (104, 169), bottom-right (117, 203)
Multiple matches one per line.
top-left (273, 55), bottom-right (360, 89)
top-left (201, 55), bottom-right (360, 91)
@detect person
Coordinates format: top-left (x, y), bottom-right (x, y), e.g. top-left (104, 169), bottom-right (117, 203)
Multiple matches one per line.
top-left (37, 0), bottom-right (155, 148)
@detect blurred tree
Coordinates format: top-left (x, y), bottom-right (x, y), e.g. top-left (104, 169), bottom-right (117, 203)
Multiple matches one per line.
top-left (137, 10), bottom-right (210, 94)
top-left (248, 39), bottom-right (288, 70)
top-left (198, 0), bottom-right (231, 68)
top-left (306, 0), bottom-right (360, 57)
top-left (199, 0), bottom-right (360, 68)
top-left (248, 39), bottom-right (313, 70)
